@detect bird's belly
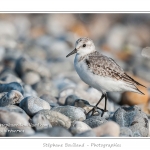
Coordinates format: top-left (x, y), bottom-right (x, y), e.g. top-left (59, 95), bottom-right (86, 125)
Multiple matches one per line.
top-left (74, 61), bottom-right (126, 92)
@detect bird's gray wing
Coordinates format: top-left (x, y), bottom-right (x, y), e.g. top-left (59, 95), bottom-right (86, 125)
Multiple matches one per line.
top-left (85, 53), bottom-right (145, 87)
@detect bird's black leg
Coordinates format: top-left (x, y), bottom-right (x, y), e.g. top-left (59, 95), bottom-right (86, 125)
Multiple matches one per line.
top-left (87, 93), bottom-right (105, 116)
top-left (101, 94), bottom-right (108, 117)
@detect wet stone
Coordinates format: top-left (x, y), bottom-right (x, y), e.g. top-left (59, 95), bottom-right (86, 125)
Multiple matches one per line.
top-left (37, 109), bottom-right (71, 129)
top-left (0, 82), bottom-right (24, 95)
top-left (0, 90), bottom-right (23, 107)
top-left (120, 127), bottom-right (133, 137)
top-left (38, 126), bottom-right (72, 137)
top-left (31, 113), bottom-right (52, 131)
top-left (69, 121), bottom-right (91, 135)
top-left (112, 105), bottom-right (149, 137)
top-left (52, 106), bottom-right (86, 121)
top-left (19, 96), bottom-right (51, 116)
top-left (84, 115), bottom-right (107, 128)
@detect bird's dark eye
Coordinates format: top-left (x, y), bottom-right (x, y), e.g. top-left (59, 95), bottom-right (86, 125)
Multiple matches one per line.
top-left (83, 44), bottom-right (86, 47)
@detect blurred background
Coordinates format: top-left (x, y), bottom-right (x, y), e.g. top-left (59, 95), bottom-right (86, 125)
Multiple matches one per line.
top-left (0, 13), bottom-right (150, 115)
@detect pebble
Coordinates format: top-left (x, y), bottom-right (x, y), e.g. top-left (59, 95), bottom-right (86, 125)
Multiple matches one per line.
top-left (40, 93), bottom-right (58, 107)
top-left (15, 55), bottom-right (50, 78)
top-left (31, 113), bottom-right (52, 130)
top-left (84, 115), bottom-right (107, 128)
top-left (0, 14), bottom-right (150, 137)
top-left (0, 47), bottom-right (5, 62)
top-left (107, 92), bottom-right (122, 104)
top-left (133, 65), bottom-right (150, 82)
top-left (69, 121), bottom-right (91, 135)
top-left (0, 82), bottom-right (24, 95)
top-left (48, 61), bottom-right (73, 76)
top-left (120, 127), bottom-right (133, 137)
top-left (112, 106), bottom-right (149, 137)
top-left (32, 78), bottom-right (58, 97)
top-left (30, 133), bottom-right (49, 137)
top-left (19, 96), bottom-right (51, 116)
top-left (75, 130), bottom-right (96, 137)
top-left (64, 95), bottom-right (79, 106)
top-left (0, 73), bottom-right (22, 84)
top-left (38, 126), bottom-right (72, 137)
top-left (23, 85), bottom-right (37, 97)
top-left (92, 121), bottom-right (120, 137)
top-left (0, 126), bottom-right (8, 137)
top-left (58, 87), bottom-right (97, 105)
top-left (121, 88), bottom-right (149, 105)
top-left (37, 109), bottom-right (71, 129)
top-left (22, 71), bottom-right (41, 85)
top-left (4, 105), bottom-right (30, 120)
top-left (54, 77), bottom-right (76, 92)
top-left (0, 109), bottom-right (34, 136)
top-left (0, 90), bottom-right (23, 107)
top-left (52, 106), bottom-right (86, 121)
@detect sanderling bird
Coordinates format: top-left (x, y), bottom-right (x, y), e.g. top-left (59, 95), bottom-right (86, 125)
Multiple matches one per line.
top-left (66, 37), bottom-right (146, 117)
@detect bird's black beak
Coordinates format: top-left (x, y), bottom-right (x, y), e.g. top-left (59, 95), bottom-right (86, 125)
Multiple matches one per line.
top-left (66, 48), bottom-right (77, 57)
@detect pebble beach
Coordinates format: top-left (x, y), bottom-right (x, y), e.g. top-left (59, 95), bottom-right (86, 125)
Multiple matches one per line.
top-left (0, 14), bottom-right (150, 137)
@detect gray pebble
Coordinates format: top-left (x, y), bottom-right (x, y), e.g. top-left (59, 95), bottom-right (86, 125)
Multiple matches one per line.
top-left (107, 92), bottom-right (122, 103)
top-left (69, 121), bottom-right (91, 135)
top-left (112, 106), bottom-right (149, 137)
top-left (32, 78), bottom-right (58, 97)
top-left (31, 113), bottom-right (52, 131)
top-left (22, 71), bottom-right (41, 85)
top-left (0, 47), bottom-right (5, 61)
top-left (4, 105), bottom-right (30, 120)
top-left (0, 82), bottom-right (24, 95)
top-left (84, 115), bottom-right (107, 128)
top-left (92, 121), bottom-right (120, 137)
top-left (29, 133), bottom-right (49, 137)
top-left (23, 85), bottom-right (37, 97)
top-left (37, 109), bottom-right (71, 129)
top-left (120, 127), bottom-right (133, 137)
top-left (38, 126), bottom-right (72, 137)
top-left (0, 126), bottom-right (8, 137)
top-left (65, 95), bottom-right (79, 106)
top-left (40, 94), bottom-right (58, 107)
top-left (133, 65), bottom-right (150, 82)
top-left (52, 106), bottom-right (86, 121)
top-left (15, 55), bottom-right (50, 78)
top-left (53, 77), bottom-right (76, 92)
top-left (74, 130), bottom-right (96, 137)
top-left (19, 96), bottom-right (51, 116)
top-left (0, 90), bottom-right (23, 107)
top-left (0, 73), bottom-right (22, 84)
top-left (0, 109), bottom-right (34, 136)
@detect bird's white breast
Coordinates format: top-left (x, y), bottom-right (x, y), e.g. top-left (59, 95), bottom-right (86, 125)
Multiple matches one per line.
top-left (74, 54), bottom-right (129, 93)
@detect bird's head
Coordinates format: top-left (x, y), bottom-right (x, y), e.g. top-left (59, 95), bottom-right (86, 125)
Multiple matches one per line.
top-left (66, 37), bottom-right (95, 57)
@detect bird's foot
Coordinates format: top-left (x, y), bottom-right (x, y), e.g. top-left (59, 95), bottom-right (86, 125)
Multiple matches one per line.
top-left (101, 109), bottom-right (108, 117)
top-left (87, 106), bottom-right (107, 117)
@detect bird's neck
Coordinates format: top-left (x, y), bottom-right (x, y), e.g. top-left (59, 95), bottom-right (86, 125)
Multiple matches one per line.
top-left (76, 50), bottom-right (97, 62)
